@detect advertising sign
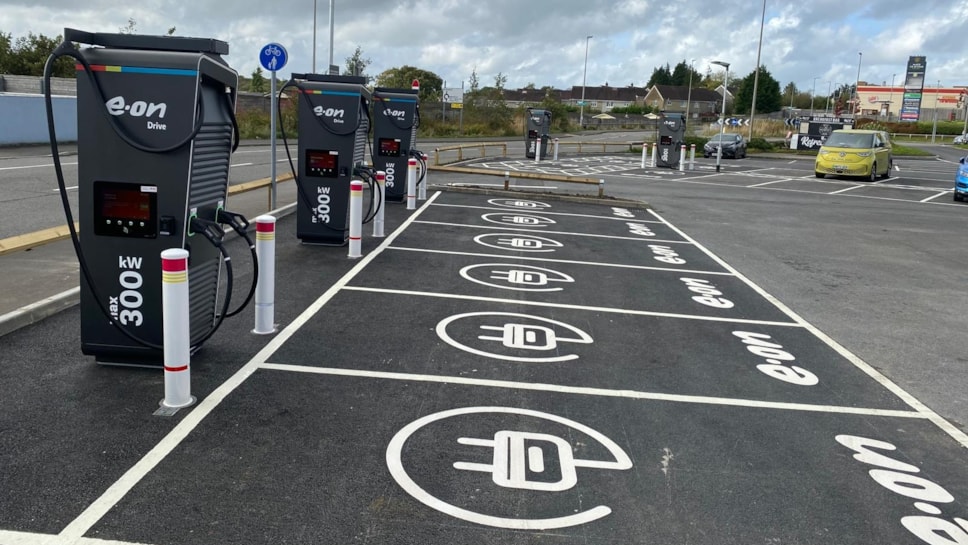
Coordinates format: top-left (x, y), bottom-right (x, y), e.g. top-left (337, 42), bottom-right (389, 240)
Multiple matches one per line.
top-left (791, 116), bottom-right (854, 150)
top-left (901, 55), bottom-right (926, 122)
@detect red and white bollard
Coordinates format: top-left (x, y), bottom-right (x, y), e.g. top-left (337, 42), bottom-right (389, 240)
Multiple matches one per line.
top-left (679, 144), bottom-right (687, 172)
top-left (535, 136), bottom-right (543, 162)
top-left (650, 142), bottom-right (657, 167)
top-left (553, 138), bottom-right (560, 161)
top-left (348, 179), bottom-right (363, 258)
top-left (373, 171), bottom-right (386, 238)
top-left (406, 157), bottom-right (417, 210)
top-left (418, 152), bottom-right (429, 201)
top-left (640, 142), bottom-right (648, 169)
top-left (161, 248), bottom-right (194, 409)
top-left (689, 144), bottom-right (697, 170)
top-left (253, 215), bottom-right (276, 335)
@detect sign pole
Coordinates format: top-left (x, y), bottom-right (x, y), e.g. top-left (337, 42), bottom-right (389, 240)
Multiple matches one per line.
top-left (270, 70), bottom-right (277, 210)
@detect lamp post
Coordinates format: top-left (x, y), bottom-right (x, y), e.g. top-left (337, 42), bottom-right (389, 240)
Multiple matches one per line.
top-left (328, 0), bottom-right (335, 71)
top-left (712, 60), bottom-right (730, 173)
top-left (579, 35), bottom-right (592, 130)
top-left (312, 0), bottom-right (317, 73)
top-left (888, 73), bottom-right (896, 120)
top-left (825, 81), bottom-right (832, 114)
top-left (748, 0), bottom-right (766, 140)
top-left (685, 58), bottom-right (695, 126)
top-left (811, 76), bottom-right (819, 116)
top-left (854, 51), bottom-right (862, 115)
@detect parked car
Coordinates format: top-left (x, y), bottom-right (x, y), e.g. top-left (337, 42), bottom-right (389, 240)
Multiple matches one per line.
top-left (954, 156), bottom-right (968, 201)
top-left (814, 129), bottom-right (893, 181)
top-left (703, 133), bottom-right (747, 159)
top-left (954, 134), bottom-right (967, 145)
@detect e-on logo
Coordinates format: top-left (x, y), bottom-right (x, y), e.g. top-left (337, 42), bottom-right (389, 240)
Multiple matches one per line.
top-left (314, 106), bottom-right (346, 124)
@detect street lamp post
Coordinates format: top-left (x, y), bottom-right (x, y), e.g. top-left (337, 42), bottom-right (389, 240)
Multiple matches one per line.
top-left (748, 0), bottom-right (766, 140)
top-left (854, 52), bottom-right (862, 115)
top-left (712, 60), bottom-right (730, 173)
top-left (811, 76), bottom-right (819, 116)
top-left (889, 73), bottom-right (896, 120)
top-left (312, 0), bottom-right (317, 73)
top-left (825, 81), bottom-right (832, 114)
top-left (579, 35), bottom-right (592, 130)
top-left (685, 58), bottom-right (695, 126)
top-left (328, 0), bottom-right (335, 71)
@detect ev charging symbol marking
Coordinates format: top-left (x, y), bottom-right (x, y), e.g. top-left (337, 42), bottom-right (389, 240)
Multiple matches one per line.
top-left (436, 312), bottom-right (593, 362)
top-left (460, 263), bottom-right (574, 292)
top-left (386, 406), bottom-right (633, 530)
top-left (488, 198), bottom-right (551, 210)
top-left (481, 213), bottom-right (556, 228)
top-left (474, 233), bottom-right (563, 253)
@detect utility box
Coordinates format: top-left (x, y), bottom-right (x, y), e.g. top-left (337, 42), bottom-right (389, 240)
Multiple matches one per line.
top-left (371, 87), bottom-right (419, 202)
top-left (292, 73), bottom-right (370, 245)
top-left (657, 112), bottom-right (686, 168)
top-left (68, 27), bottom-right (238, 366)
top-left (525, 108), bottom-right (552, 159)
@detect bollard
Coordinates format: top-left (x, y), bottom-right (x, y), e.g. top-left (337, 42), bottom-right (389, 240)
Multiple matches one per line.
top-left (373, 171), bottom-right (386, 238)
top-left (679, 144), bottom-right (686, 172)
top-left (418, 153), bottom-right (429, 200)
top-left (650, 142), bottom-right (657, 168)
top-left (689, 144), bottom-right (696, 170)
top-left (640, 142), bottom-right (647, 169)
top-left (406, 157), bottom-right (417, 210)
top-left (535, 136), bottom-right (543, 162)
top-left (253, 216), bottom-right (276, 335)
top-left (161, 248), bottom-right (194, 409)
top-left (553, 138), bottom-right (560, 161)
top-left (348, 179), bottom-right (363, 259)
top-left (504, 170), bottom-right (510, 191)
top-left (598, 179), bottom-right (605, 198)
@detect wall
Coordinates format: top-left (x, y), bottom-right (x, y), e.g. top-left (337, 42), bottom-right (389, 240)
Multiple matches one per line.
top-left (0, 93), bottom-right (77, 145)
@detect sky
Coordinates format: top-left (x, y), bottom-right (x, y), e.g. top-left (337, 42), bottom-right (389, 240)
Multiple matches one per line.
top-left (2, 0), bottom-right (967, 95)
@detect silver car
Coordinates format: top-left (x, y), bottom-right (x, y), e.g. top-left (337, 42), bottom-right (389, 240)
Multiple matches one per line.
top-left (954, 134), bottom-right (967, 145)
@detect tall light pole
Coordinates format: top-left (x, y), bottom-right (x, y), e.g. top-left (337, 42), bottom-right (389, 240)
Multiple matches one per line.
top-left (748, 0), bottom-right (766, 140)
top-left (328, 0), bottom-right (335, 71)
top-left (811, 76), bottom-right (819, 116)
top-left (888, 73), bottom-right (896, 120)
top-left (685, 58), bottom-right (695, 126)
top-left (579, 35), bottom-right (592, 130)
top-left (854, 51), bottom-right (862, 115)
top-left (312, 0), bottom-right (317, 73)
top-left (712, 60), bottom-right (730, 173)
top-left (825, 80), bottom-right (832, 114)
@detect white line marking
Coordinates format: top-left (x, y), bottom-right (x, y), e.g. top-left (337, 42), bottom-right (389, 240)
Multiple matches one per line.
top-left (431, 203), bottom-right (661, 223)
top-left (920, 191), bottom-right (949, 203)
top-left (447, 182), bottom-right (558, 189)
top-left (415, 220), bottom-right (691, 244)
top-left (0, 528), bottom-right (157, 544)
top-left (258, 363), bottom-right (925, 418)
top-left (647, 208), bottom-right (968, 448)
top-left (56, 192), bottom-right (443, 541)
top-left (747, 179), bottom-right (793, 188)
top-left (342, 285), bottom-right (801, 326)
top-left (52, 186), bottom-right (78, 192)
top-left (387, 246), bottom-right (736, 275)
top-left (828, 185), bottom-right (864, 195)
top-left (231, 162), bottom-right (253, 167)
top-left (0, 161), bottom-right (77, 172)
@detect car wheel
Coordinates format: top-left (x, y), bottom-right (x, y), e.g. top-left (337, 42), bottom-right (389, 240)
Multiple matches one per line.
top-left (815, 172), bottom-right (825, 178)
top-left (868, 163), bottom-right (877, 182)
top-left (955, 193), bottom-right (963, 202)
top-left (881, 160), bottom-right (892, 179)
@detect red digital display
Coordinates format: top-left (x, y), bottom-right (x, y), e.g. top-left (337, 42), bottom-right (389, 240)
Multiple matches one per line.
top-left (378, 138), bottom-right (402, 157)
top-left (101, 189), bottom-right (152, 221)
top-left (308, 151), bottom-right (337, 170)
top-left (306, 149), bottom-right (339, 178)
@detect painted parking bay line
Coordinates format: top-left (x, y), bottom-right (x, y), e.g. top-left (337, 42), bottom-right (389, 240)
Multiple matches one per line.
top-left (415, 220), bottom-right (693, 245)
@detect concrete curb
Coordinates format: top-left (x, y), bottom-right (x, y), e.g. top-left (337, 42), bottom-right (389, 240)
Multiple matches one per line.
top-left (0, 287), bottom-right (80, 337)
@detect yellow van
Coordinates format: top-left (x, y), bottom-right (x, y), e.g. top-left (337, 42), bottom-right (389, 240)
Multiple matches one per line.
top-left (814, 129), bottom-right (893, 181)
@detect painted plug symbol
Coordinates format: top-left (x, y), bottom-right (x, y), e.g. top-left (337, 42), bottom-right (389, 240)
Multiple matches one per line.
top-left (454, 431), bottom-right (578, 492)
top-left (490, 269), bottom-right (551, 286)
top-left (498, 237), bottom-right (545, 249)
top-left (503, 215), bottom-right (542, 225)
top-left (479, 323), bottom-right (558, 350)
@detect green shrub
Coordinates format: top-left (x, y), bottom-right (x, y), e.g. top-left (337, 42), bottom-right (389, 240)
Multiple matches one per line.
top-left (747, 137), bottom-right (774, 151)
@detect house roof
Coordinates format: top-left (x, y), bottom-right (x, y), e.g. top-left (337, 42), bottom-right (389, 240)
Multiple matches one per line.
top-left (652, 85), bottom-right (724, 102)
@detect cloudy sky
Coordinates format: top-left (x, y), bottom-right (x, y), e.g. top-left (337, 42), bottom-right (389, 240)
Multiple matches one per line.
top-left (3, 0), bottom-right (967, 94)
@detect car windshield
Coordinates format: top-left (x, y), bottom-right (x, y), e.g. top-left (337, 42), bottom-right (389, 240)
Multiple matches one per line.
top-left (824, 132), bottom-right (874, 149)
top-left (710, 134), bottom-right (736, 142)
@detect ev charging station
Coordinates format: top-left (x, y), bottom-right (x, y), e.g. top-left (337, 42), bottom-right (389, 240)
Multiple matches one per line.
top-left (289, 73), bottom-right (371, 245)
top-left (656, 112), bottom-right (686, 168)
top-left (51, 28), bottom-right (251, 367)
top-left (371, 87), bottom-right (419, 203)
top-left (525, 108), bottom-right (552, 159)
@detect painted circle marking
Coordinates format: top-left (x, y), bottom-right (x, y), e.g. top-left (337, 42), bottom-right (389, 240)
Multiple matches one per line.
top-left (436, 312), bottom-right (593, 363)
top-left (473, 233), bottom-right (563, 253)
top-left (487, 198), bottom-right (551, 210)
top-left (459, 263), bottom-right (575, 292)
top-left (480, 212), bottom-right (556, 228)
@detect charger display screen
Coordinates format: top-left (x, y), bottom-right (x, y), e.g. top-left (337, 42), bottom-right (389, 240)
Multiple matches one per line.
top-left (93, 181), bottom-right (157, 238)
top-left (306, 149), bottom-right (339, 178)
top-left (378, 138), bottom-right (402, 157)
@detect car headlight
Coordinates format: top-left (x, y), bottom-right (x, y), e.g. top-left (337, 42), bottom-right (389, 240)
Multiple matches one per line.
top-left (819, 150), bottom-right (830, 156)
top-left (856, 152), bottom-right (872, 157)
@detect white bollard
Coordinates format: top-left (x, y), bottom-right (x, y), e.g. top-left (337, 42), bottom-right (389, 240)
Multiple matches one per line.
top-left (679, 144), bottom-right (687, 172)
top-left (553, 138), bottom-right (560, 161)
top-left (650, 142), bottom-right (657, 167)
top-left (418, 153), bottom-right (429, 200)
top-left (161, 248), bottom-right (194, 409)
top-left (689, 144), bottom-right (696, 170)
top-left (348, 179), bottom-right (363, 258)
top-left (373, 171), bottom-right (386, 238)
top-left (640, 142), bottom-right (647, 169)
top-left (253, 216), bottom-right (276, 335)
top-left (504, 170), bottom-right (510, 190)
top-left (406, 158), bottom-right (417, 210)
top-left (535, 136), bottom-right (543, 162)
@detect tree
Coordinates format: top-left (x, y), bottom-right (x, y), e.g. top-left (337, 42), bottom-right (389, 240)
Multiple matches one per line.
top-left (250, 67), bottom-right (267, 94)
top-left (373, 65), bottom-right (442, 103)
top-left (733, 66), bottom-right (782, 115)
top-left (344, 45), bottom-right (371, 80)
top-left (0, 31), bottom-right (72, 77)
top-left (646, 64), bottom-right (673, 87)
top-left (670, 60), bottom-right (702, 87)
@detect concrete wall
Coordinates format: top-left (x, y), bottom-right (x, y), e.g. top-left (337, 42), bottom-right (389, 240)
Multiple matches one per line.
top-left (0, 93), bottom-right (77, 145)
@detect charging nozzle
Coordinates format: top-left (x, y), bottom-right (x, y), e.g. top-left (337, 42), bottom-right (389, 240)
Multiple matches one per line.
top-left (189, 217), bottom-right (226, 245)
top-left (216, 209), bottom-right (250, 234)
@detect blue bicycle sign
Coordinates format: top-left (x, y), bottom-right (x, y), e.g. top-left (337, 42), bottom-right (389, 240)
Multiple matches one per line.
top-left (259, 42), bottom-right (288, 72)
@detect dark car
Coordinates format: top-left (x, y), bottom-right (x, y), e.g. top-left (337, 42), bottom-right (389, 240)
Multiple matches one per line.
top-left (703, 133), bottom-right (747, 159)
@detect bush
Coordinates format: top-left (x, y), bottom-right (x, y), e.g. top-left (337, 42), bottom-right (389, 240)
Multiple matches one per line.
top-left (747, 137), bottom-right (774, 151)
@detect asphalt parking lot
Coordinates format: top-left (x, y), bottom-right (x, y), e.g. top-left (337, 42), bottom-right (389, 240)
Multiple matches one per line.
top-left (3, 183), bottom-right (968, 545)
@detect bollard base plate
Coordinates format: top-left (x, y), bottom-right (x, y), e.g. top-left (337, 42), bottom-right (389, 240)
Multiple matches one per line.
top-left (155, 395), bottom-right (196, 416)
top-left (252, 326), bottom-right (279, 335)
